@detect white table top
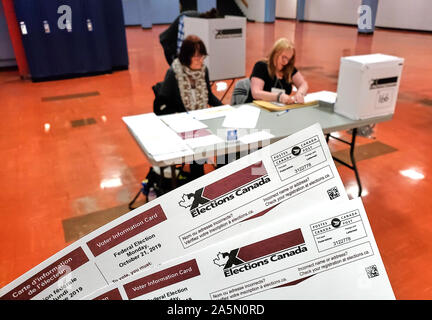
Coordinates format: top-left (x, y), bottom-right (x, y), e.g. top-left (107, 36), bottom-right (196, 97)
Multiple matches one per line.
top-left (125, 102), bottom-right (393, 167)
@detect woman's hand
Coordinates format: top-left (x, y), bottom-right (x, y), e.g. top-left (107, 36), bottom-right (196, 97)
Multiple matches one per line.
top-left (293, 91), bottom-right (305, 104)
top-left (280, 93), bottom-right (296, 105)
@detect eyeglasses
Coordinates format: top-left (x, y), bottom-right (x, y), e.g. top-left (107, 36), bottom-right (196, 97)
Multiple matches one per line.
top-left (192, 54), bottom-right (207, 60)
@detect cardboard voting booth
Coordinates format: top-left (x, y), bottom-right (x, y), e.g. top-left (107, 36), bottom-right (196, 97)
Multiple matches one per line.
top-left (183, 16), bottom-right (246, 81)
top-left (334, 54), bottom-right (404, 120)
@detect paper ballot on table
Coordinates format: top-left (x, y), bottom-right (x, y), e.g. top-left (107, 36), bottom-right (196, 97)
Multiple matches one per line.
top-left (0, 123), bottom-right (348, 300)
top-left (160, 113), bottom-right (208, 133)
top-left (189, 105), bottom-right (235, 120)
top-left (185, 135), bottom-right (224, 149)
top-left (122, 113), bottom-right (193, 158)
top-left (222, 105), bottom-right (261, 128)
top-left (239, 130), bottom-right (274, 145)
top-left (304, 91), bottom-right (337, 104)
top-left (84, 198), bottom-right (394, 300)
top-left (177, 129), bottom-right (225, 149)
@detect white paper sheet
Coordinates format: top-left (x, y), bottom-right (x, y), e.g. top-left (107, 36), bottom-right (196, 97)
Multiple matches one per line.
top-left (222, 105), bottom-right (261, 129)
top-left (304, 91), bottom-right (337, 104)
top-left (160, 113), bottom-right (208, 133)
top-left (239, 130), bottom-right (274, 144)
top-left (185, 135), bottom-right (224, 149)
top-left (0, 123), bottom-right (348, 300)
top-left (83, 198), bottom-right (395, 300)
top-left (122, 114), bottom-right (193, 158)
top-left (189, 105), bottom-right (235, 120)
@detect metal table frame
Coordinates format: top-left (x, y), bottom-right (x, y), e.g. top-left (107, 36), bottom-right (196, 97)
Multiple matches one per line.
top-left (126, 102), bottom-right (392, 197)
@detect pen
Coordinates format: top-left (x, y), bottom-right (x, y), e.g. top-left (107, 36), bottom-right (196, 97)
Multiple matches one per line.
top-left (276, 110), bottom-right (290, 116)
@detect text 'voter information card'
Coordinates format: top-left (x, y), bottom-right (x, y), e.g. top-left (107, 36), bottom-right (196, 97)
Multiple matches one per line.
top-left (84, 198), bottom-right (395, 300)
top-left (0, 123), bottom-right (347, 300)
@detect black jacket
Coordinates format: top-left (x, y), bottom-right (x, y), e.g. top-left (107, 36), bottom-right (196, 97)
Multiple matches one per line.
top-left (159, 11), bottom-right (201, 65)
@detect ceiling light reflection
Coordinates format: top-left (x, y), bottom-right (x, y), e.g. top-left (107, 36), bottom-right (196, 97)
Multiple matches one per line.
top-left (216, 82), bottom-right (227, 92)
top-left (347, 185), bottom-right (368, 198)
top-left (331, 131), bottom-right (341, 138)
top-left (100, 177), bottom-right (123, 189)
top-left (44, 123), bottom-right (51, 133)
top-left (400, 169), bottom-right (424, 180)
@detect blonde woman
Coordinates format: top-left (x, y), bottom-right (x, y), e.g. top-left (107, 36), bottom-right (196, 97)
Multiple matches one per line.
top-left (246, 38), bottom-right (308, 105)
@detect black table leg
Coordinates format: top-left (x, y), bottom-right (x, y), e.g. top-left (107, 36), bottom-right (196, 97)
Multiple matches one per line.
top-left (170, 165), bottom-right (177, 190)
top-left (349, 128), bottom-right (362, 197)
top-left (328, 129), bottom-right (362, 197)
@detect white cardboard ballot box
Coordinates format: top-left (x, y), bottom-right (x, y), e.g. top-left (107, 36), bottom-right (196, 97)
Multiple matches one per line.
top-left (183, 16), bottom-right (246, 81)
top-left (334, 53), bottom-right (404, 120)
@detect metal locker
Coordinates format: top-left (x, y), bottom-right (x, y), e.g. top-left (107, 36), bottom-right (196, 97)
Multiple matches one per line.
top-left (103, 0), bottom-right (129, 70)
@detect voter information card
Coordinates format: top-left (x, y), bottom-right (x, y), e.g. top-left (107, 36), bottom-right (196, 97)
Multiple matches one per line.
top-left (84, 198), bottom-right (395, 300)
top-left (0, 123), bottom-right (347, 300)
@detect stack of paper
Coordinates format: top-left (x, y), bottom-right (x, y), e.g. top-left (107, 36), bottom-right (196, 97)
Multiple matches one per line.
top-left (304, 91), bottom-right (337, 104)
top-left (253, 100), bottom-right (318, 111)
top-left (160, 113), bottom-right (208, 133)
top-left (189, 105), bottom-right (235, 121)
top-left (122, 113), bottom-right (194, 162)
top-left (239, 130), bottom-right (274, 144)
top-left (160, 113), bottom-right (224, 149)
top-left (177, 128), bottom-right (224, 149)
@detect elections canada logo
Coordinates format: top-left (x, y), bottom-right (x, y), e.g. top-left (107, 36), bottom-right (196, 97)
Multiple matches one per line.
top-left (213, 249), bottom-right (244, 269)
top-left (213, 229), bottom-right (308, 277)
top-left (178, 189), bottom-right (207, 210)
top-left (178, 162), bottom-right (270, 218)
top-left (178, 193), bottom-right (195, 209)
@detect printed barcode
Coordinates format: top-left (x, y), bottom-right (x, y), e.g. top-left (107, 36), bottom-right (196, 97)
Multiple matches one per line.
top-left (327, 186), bottom-right (340, 200)
top-left (366, 265), bottom-right (379, 279)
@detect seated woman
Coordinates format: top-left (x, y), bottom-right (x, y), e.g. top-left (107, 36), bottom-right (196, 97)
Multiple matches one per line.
top-left (159, 35), bottom-right (222, 114)
top-left (159, 35), bottom-right (222, 180)
top-left (246, 38), bottom-right (308, 105)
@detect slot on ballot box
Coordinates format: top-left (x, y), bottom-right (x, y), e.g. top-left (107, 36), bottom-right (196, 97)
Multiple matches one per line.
top-left (334, 53), bottom-right (404, 120)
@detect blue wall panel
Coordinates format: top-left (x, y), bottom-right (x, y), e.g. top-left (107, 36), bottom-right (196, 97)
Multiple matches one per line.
top-left (150, 0), bottom-right (179, 25)
top-left (139, 0), bottom-right (152, 28)
top-left (264, 0), bottom-right (276, 23)
top-left (122, 0), bottom-right (176, 27)
top-left (122, 0), bottom-right (142, 25)
top-left (197, 0), bottom-right (216, 13)
top-left (296, 0), bottom-right (305, 21)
